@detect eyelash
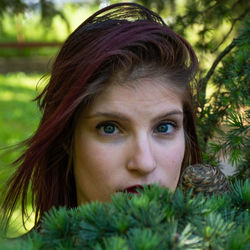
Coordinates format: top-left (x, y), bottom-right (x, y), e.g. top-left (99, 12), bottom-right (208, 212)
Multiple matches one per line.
top-left (153, 121), bottom-right (177, 135)
top-left (96, 121), bottom-right (121, 136)
top-left (96, 121), bottom-right (178, 136)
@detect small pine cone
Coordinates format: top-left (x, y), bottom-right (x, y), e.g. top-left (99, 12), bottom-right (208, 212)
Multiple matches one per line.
top-left (180, 164), bottom-right (231, 195)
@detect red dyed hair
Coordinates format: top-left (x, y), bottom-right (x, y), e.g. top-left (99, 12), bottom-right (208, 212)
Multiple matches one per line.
top-left (0, 3), bottom-right (202, 232)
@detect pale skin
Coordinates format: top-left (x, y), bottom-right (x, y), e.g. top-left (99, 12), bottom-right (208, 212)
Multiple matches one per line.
top-left (73, 78), bottom-right (185, 205)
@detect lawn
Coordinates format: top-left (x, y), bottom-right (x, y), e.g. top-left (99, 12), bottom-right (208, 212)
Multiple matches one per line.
top-left (0, 72), bottom-right (43, 236)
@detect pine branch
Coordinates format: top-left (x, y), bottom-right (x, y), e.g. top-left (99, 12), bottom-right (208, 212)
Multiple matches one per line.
top-left (231, 0), bottom-right (246, 11)
top-left (181, 2), bottom-right (219, 19)
top-left (212, 7), bottom-right (250, 53)
top-left (173, 1), bottom-right (219, 30)
top-left (199, 37), bottom-right (237, 109)
top-left (4, 183), bottom-right (250, 249)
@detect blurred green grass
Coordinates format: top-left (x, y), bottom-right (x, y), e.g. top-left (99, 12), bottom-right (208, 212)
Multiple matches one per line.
top-left (0, 72), bottom-right (43, 237)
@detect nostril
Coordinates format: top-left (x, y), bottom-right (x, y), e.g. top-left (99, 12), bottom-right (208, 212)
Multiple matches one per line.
top-left (127, 153), bottom-right (157, 174)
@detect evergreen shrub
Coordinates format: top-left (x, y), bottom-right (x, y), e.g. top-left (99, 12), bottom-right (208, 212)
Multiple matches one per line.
top-left (15, 180), bottom-right (250, 249)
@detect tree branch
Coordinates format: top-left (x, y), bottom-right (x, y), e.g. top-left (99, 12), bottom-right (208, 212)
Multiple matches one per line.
top-left (201, 38), bottom-right (237, 93)
top-left (181, 2), bottom-right (218, 19)
top-left (212, 7), bottom-right (250, 53)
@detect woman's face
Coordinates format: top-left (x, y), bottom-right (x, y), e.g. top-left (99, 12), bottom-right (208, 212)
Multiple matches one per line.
top-left (73, 78), bottom-right (185, 205)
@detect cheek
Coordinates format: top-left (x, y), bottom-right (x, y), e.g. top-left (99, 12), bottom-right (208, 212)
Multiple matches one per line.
top-left (156, 133), bottom-right (185, 189)
top-left (73, 135), bottom-right (123, 203)
top-left (169, 140), bottom-right (185, 167)
top-left (73, 134), bottom-right (126, 189)
top-left (74, 138), bottom-right (114, 177)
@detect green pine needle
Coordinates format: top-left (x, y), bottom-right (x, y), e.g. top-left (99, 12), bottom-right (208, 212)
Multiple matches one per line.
top-left (5, 182), bottom-right (250, 249)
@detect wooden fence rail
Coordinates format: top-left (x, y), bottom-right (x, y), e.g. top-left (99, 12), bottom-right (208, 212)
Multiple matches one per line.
top-left (0, 42), bottom-right (62, 48)
top-left (0, 42), bottom-right (62, 73)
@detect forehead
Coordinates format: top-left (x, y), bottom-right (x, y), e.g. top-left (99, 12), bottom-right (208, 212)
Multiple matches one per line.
top-left (83, 78), bottom-right (183, 116)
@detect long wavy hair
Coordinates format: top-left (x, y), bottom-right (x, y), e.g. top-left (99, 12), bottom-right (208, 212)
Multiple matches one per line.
top-left (0, 2), bottom-right (202, 232)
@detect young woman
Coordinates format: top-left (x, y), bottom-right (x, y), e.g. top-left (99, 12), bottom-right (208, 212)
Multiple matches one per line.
top-left (0, 2), bottom-right (202, 232)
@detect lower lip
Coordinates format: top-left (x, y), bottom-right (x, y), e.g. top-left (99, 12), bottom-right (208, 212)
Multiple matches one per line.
top-left (125, 189), bottom-right (140, 194)
top-left (120, 185), bottom-right (149, 194)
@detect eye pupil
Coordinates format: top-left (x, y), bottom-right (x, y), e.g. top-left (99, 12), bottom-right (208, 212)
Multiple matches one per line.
top-left (157, 124), bottom-right (169, 133)
top-left (104, 125), bottom-right (115, 134)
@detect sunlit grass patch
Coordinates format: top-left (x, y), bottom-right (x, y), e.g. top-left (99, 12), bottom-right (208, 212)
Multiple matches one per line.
top-left (0, 71), bottom-right (42, 173)
top-left (0, 72), bottom-right (44, 237)
top-left (0, 72), bottom-right (42, 146)
top-left (6, 204), bottom-right (35, 238)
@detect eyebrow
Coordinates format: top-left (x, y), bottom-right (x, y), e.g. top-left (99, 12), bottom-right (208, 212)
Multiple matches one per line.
top-left (84, 110), bottom-right (183, 122)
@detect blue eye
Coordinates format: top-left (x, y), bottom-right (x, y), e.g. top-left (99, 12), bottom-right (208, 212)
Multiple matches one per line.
top-left (103, 124), bottom-right (116, 134)
top-left (155, 122), bottom-right (175, 134)
top-left (97, 122), bottom-right (119, 135)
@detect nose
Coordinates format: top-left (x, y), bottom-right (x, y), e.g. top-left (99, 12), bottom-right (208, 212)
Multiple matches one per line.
top-left (127, 134), bottom-right (156, 175)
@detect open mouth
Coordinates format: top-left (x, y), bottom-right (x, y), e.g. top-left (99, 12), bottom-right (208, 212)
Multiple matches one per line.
top-left (119, 185), bottom-right (151, 194)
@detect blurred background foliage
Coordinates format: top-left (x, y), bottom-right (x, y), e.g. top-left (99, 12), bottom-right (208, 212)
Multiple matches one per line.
top-left (0, 0), bottom-right (249, 236)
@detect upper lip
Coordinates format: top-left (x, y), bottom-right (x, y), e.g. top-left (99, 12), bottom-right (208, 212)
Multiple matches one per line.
top-left (119, 184), bottom-right (151, 193)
